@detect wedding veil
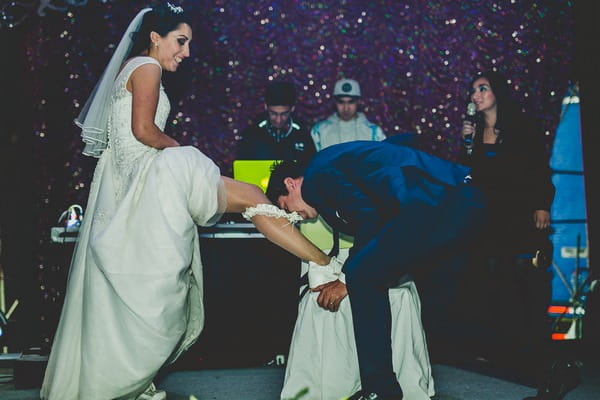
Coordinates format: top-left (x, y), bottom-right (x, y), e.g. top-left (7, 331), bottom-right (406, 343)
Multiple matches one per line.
top-left (75, 7), bottom-right (152, 157)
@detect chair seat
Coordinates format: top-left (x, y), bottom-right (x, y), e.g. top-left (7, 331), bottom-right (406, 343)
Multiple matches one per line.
top-left (281, 251), bottom-right (435, 400)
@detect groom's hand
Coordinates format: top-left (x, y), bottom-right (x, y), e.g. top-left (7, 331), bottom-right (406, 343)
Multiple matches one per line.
top-left (312, 279), bottom-right (348, 312)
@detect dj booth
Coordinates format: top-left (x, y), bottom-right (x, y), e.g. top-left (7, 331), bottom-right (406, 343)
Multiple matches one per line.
top-left (177, 215), bottom-right (302, 370)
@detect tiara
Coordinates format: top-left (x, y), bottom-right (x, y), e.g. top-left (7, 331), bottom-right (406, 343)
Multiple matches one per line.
top-left (166, 2), bottom-right (184, 14)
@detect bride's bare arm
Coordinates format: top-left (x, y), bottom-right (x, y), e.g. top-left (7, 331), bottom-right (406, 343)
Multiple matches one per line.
top-left (129, 64), bottom-right (180, 149)
top-left (222, 176), bottom-right (329, 266)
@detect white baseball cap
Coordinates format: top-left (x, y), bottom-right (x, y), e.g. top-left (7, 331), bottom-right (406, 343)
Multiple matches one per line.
top-left (333, 79), bottom-right (361, 97)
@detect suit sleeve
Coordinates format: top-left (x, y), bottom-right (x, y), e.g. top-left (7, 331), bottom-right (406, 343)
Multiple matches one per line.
top-left (308, 167), bottom-right (387, 241)
top-left (524, 129), bottom-right (555, 212)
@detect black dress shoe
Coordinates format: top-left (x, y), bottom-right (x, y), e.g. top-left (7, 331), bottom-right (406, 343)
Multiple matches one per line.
top-left (348, 391), bottom-right (382, 400)
top-left (348, 390), bottom-right (402, 400)
top-left (522, 360), bottom-right (582, 400)
top-left (348, 392), bottom-right (376, 400)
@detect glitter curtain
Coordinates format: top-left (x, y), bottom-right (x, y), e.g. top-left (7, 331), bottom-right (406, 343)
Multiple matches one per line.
top-left (7, 0), bottom-right (576, 347)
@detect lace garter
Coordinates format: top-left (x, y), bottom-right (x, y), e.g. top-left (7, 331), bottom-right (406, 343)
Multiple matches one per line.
top-left (242, 203), bottom-right (303, 225)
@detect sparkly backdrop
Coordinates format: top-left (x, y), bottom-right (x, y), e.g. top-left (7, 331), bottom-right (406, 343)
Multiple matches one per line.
top-left (4, 0), bottom-right (576, 348)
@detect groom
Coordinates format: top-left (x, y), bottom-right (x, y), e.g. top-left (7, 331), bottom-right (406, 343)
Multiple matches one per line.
top-left (266, 136), bottom-right (486, 399)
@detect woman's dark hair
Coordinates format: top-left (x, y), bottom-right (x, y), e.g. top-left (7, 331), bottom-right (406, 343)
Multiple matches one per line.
top-left (468, 69), bottom-right (529, 144)
top-left (128, 3), bottom-right (191, 58)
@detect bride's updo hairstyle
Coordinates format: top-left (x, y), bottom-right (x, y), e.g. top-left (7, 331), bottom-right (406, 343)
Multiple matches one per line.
top-left (128, 2), bottom-right (191, 58)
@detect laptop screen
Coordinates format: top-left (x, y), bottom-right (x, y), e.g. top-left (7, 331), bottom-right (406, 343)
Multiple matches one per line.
top-left (232, 160), bottom-right (279, 193)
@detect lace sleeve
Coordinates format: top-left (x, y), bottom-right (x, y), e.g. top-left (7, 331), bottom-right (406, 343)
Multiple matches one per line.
top-left (242, 203), bottom-right (303, 225)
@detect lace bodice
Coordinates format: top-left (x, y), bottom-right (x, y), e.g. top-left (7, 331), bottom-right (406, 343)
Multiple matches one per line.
top-left (108, 56), bottom-right (170, 172)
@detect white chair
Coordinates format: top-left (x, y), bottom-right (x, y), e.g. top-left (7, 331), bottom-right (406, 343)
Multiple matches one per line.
top-left (281, 218), bottom-right (435, 400)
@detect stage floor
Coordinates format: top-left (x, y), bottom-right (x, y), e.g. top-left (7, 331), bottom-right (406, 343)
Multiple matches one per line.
top-left (1, 360), bottom-right (599, 400)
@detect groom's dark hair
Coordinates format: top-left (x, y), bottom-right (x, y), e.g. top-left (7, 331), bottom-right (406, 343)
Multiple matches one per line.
top-left (266, 160), bottom-right (305, 203)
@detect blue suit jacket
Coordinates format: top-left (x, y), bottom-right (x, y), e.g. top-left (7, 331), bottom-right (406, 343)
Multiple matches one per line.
top-left (302, 139), bottom-right (472, 246)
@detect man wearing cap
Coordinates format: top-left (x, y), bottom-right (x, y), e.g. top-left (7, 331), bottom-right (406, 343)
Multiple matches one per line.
top-left (237, 81), bottom-right (316, 163)
top-left (310, 78), bottom-right (386, 151)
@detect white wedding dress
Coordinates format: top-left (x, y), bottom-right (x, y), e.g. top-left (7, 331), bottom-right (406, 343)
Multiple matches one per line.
top-left (281, 250), bottom-right (435, 400)
top-left (41, 56), bottom-right (227, 400)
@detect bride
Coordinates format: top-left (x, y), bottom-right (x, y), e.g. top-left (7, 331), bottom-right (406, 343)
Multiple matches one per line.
top-left (40, 3), bottom-right (331, 400)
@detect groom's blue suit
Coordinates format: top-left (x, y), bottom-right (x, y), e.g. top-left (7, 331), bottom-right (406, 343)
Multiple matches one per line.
top-left (301, 137), bottom-right (486, 397)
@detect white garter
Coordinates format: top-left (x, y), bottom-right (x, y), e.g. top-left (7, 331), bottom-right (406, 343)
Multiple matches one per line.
top-left (242, 203), bottom-right (303, 225)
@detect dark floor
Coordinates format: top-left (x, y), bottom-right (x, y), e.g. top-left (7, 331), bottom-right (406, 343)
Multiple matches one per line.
top-left (1, 354), bottom-right (599, 400)
top-left (2, 297), bottom-right (599, 400)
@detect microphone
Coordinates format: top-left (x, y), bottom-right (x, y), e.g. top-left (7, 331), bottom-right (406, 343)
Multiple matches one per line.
top-left (464, 102), bottom-right (477, 154)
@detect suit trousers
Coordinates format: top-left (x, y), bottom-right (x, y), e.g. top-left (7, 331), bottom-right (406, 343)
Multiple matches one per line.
top-left (343, 184), bottom-right (485, 396)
